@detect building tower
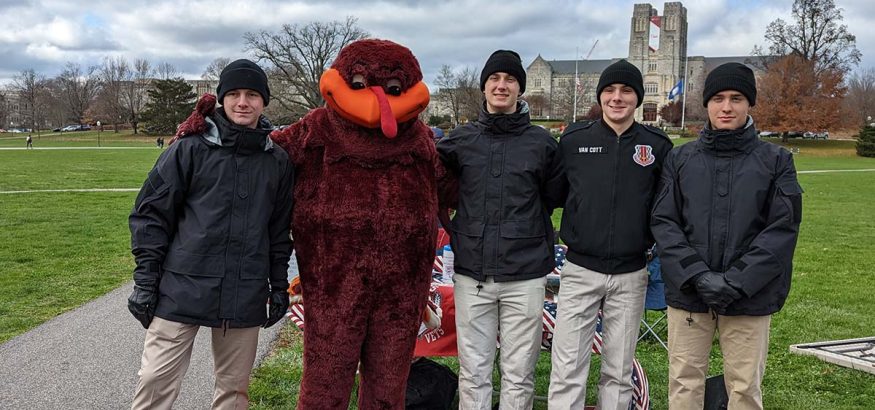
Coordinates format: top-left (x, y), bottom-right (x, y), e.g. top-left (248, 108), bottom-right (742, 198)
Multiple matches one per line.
top-left (627, 2), bottom-right (688, 123)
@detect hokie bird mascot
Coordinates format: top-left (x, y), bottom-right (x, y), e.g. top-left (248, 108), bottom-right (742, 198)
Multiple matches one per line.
top-left (272, 39), bottom-right (451, 409)
top-left (173, 39), bottom-right (450, 408)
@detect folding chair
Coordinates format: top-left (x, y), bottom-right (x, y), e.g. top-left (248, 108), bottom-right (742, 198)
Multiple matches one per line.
top-left (638, 251), bottom-right (668, 350)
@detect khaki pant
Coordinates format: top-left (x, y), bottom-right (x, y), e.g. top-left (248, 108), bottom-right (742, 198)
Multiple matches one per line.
top-left (548, 262), bottom-right (648, 410)
top-left (454, 275), bottom-right (546, 410)
top-left (131, 317), bottom-right (260, 410)
top-left (667, 307), bottom-right (771, 410)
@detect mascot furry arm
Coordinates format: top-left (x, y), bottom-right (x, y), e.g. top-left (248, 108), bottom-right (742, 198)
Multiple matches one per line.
top-left (270, 39), bottom-right (451, 409)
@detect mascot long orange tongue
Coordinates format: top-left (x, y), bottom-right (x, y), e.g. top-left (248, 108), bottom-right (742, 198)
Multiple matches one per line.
top-left (319, 53), bottom-right (429, 138)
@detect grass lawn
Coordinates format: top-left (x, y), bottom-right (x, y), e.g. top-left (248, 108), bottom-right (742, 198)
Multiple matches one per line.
top-left (0, 138), bottom-right (873, 408)
top-left (0, 130), bottom-right (168, 148)
top-left (249, 139), bottom-right (875, 409)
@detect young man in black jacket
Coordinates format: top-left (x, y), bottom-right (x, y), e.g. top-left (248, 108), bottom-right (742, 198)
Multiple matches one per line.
top-left (549, 59), bottom-right (673, 409)
top-left (437, 49), bottom-right (564, 410)
top-left (651, 63), bottom-right (802, 410)
top-left (128, 59), bottom-right (294, 409)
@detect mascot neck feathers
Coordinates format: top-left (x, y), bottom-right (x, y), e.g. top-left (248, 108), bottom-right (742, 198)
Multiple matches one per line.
top-left (319, 39), bottom-right (429, 138)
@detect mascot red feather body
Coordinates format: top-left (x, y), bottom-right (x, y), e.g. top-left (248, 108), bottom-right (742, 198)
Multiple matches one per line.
top-left (271, 39), bottom-right (442, 409)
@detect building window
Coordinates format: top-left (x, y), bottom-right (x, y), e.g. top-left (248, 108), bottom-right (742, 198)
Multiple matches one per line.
top-left (643, 103), bottom-right (658, 122)
top-left (645, 82), bottom-right (658, 95)
top-left (533, 78), bottom-right (542, 88)
top-left (649, 62), bottom-right (657, 72)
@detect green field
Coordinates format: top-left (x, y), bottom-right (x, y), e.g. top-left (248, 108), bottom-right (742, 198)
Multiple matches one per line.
top-left (1, 138), bottom-right (873, 408)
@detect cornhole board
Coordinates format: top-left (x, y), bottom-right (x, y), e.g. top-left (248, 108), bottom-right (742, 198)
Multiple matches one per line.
top-left (790, 336), bottom-right (875, 375)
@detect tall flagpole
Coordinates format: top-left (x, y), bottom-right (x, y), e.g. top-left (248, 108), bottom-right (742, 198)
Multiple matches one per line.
top-left (573, 46), bottom-right (579, 122)
top-left (680, 52), bottom-right (689, 130)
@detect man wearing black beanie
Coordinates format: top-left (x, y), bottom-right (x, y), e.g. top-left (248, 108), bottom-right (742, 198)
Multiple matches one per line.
top-left (437, 49), bottom-right (563, 409)
top-left (652, 62), bottom-right (802, 409)
top-left (129, 57), bottom-right (293, 409)
top-left (549, 59), bottom-right (673, 409)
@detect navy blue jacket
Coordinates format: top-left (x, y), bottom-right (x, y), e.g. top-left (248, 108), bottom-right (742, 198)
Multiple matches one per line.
top-left (130, 110), bottom-right (294, 328)
top-left (437, 102), bottom-right (564, 282)
top-left (651, 121), bottom-right (802, 315)
top-left (559, 120), bottom-right (673, 274)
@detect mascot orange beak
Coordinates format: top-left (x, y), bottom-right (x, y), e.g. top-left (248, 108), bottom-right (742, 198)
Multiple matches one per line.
top-left (320, 68), bottom-right (430, 138)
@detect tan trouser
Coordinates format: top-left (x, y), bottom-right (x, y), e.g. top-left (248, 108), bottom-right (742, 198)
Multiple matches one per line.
top-left (548, 262), bottom-right (648, 410)
top-left (131, 317), bottom-right (260, 410)
top-left (454, 275), bottom-right (546, 410)
top-left (667, 307), bottom-right (771, 410)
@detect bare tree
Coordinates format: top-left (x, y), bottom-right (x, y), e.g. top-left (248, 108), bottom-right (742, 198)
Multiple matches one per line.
top-left (434, 65), bottom-right (481, 126)
top-left (754, 0), bottom-right (861, 74)
top-left (844, 67), bottom-right (875, 126)
top-left (0, 89), bottom-right (7, 128)
top-left (55, 62), bottom-right (101, 125)
top-left (11, 69), bottom-right (50, 134)
top-left (201, 57), bottom-right (231, 81)
top-left (155, 62), bottom-right (178, 80)
top-left (95, 56), bottom-right (130, 132)
top-left (244, 16), bottom-right (369, 117)
top-left (121, 58), bottom-right (153, 134)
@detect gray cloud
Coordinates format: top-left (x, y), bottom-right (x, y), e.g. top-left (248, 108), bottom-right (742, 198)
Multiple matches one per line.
top-left (0, 0), bottom-right (871, 87)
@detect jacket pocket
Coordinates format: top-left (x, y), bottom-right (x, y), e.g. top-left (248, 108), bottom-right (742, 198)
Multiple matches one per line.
top-left (240, 255), bottom-right (270, 280)
top-left (777, 180), bottom-right (803, 223)
top-left (499, 220), bottom-right (549, 274)
top-left (450, 218), bottom-right (485, 274)
top-left (164, 249), bottom-right (225, 277)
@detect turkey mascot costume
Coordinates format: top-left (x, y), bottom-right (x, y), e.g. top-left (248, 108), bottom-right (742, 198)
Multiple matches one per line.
top-left (271, 39), bottom-right (449, 409)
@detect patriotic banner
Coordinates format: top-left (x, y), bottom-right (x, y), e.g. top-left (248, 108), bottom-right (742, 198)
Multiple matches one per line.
top-left (649, 16), bottom-right (661, 52)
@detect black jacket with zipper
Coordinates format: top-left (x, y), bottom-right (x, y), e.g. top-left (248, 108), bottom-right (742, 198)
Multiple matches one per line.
top-left (437, 102), bottom-right (564, 282)
top-left (559, 119), bottom-right (673, 274)
top-left (129, 109), bottom-right (294, 328)
top-left (651, 119), bottom-right (802, 315)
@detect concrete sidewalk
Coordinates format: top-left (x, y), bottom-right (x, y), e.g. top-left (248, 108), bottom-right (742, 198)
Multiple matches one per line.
top-left (0, 282), bottom-right (285, 409)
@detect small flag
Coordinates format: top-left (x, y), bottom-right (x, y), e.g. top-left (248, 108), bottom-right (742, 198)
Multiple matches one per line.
top-left (668, 79), bottom-right (684, 100)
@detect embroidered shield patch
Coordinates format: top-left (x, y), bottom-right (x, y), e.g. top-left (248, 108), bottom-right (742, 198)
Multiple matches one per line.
top-left (633, 144), bottom-right (655, 167)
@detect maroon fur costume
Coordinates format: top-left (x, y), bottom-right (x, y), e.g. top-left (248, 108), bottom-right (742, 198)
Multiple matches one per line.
top-left (271, 39), bottom-right (442, 409)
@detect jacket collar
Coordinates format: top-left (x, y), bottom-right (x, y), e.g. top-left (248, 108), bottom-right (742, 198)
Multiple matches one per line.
top-left (700, 115), bottom-right (757, 153)
top-left (202, 107), bottom-right (274, 154)
top-left (477, 100), bottom-right (531, 136)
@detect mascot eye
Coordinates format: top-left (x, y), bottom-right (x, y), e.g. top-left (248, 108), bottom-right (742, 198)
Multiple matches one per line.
top-left (351, 74), bottom-right (366, 90)
top-left (387, 85), bottom-right (402, 96)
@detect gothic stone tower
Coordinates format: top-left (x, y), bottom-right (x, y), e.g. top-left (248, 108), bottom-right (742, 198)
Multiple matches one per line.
top-left (627, 2), bottom-right (688, 123)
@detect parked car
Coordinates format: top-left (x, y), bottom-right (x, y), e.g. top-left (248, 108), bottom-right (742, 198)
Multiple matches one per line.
top-left (803, 131), bottom-right (829, 140)
top-left (758, 130), bottom-right (777, 137)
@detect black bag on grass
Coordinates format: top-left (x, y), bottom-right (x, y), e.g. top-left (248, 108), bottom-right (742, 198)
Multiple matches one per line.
top-left (704, 374), bottom-right (729, 410)
top-left (405, 358), bottom-right (457, 410)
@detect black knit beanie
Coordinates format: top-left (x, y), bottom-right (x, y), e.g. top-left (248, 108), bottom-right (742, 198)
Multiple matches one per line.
top-left (216, 59), bottom-right (271, 106)
top-left (703, 62), bottom-right (756, 107)
top-left (480, 50), bottom-right (526, 94)
top-left (596, 59), bottom-right (644, 107)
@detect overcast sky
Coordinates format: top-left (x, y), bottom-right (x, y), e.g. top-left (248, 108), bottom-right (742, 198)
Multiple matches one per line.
top-left (1, 0), bottom-right (872, 89)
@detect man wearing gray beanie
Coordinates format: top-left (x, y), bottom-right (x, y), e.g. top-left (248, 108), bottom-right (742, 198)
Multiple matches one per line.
top-left (652, 62), bottom-right (802, 409)
top-left (549, 58), bottom-right (673, 409)
top-left (437, 49), bottom-right (563, 409)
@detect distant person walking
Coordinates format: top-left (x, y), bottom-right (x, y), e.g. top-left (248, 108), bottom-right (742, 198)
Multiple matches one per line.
top-left (26, 135), bottom-right (33, 149)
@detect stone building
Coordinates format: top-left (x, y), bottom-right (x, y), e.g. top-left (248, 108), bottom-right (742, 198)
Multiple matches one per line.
top-left (526, 2), bottom-right (763, 124)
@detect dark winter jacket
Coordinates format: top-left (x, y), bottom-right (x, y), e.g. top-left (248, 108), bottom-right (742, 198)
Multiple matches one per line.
top-left (558, 119), bottom-right (673, 274)
top-left (437, 101), bottom-right (564, 282)
top-left (651, 118), bottom-right (802, 315)
top-left (130, 108), bottom-right (294, 328)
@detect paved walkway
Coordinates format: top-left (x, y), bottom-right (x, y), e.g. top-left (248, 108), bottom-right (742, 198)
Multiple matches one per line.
top-left (0, 282), bottom-right (285, 409)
